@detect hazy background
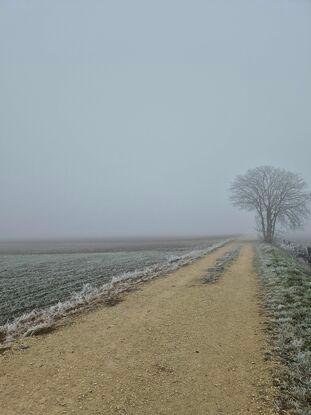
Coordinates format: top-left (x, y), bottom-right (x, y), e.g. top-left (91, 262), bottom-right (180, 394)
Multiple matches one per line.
top-left (1, 0), bottom-right (310, 240)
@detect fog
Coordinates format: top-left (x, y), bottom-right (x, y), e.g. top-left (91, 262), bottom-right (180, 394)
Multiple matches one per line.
top-left (1, 0), bottom-right (311, 240)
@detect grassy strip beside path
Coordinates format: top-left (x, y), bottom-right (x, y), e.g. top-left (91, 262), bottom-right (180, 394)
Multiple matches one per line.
top-left (256, 244), bottom-right (311, 415)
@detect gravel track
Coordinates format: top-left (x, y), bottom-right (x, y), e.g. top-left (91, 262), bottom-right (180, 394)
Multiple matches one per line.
top-left (0, 242), bottom-right (277, 415)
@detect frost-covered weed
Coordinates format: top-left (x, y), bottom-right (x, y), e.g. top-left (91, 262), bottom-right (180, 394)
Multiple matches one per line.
top-left (256, 244), bottom-right (311, 415)
top-left (278, 239), bottom-right (311, 265)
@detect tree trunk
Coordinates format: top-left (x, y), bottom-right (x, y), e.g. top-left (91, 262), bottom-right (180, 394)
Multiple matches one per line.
top-left (264, 208), bottom-right (274, 243)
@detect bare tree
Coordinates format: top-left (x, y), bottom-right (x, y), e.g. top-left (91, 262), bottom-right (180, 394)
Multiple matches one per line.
top-left (230, 166), bottom-right (311, 243)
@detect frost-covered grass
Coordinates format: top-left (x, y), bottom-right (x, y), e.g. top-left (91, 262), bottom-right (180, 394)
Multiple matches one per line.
top-left (256, 244), bottom-right (311, 415)
top-left (0, 239), bottom-right (231, 346)
top-left (202, 246), bottom-right (241, 284)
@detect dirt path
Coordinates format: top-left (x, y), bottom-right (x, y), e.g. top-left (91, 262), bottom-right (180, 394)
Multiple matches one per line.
top-left (0, 242), bottom-right (277, 415)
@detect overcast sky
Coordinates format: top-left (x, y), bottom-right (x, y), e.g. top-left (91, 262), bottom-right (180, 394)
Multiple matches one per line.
top-left (1, 0), bottom-right (311, 240)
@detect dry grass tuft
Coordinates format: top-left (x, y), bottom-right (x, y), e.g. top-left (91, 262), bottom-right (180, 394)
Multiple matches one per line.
top-left (0, 329), bottom-right (6, 343)
top-left (25, 324), bottom-right (56, 337)
top-left (104, 294), bottom-right (123, 307)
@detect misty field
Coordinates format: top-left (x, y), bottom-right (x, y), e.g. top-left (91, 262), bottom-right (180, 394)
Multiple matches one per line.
top-left (0, 238), bottom-right (229, 344)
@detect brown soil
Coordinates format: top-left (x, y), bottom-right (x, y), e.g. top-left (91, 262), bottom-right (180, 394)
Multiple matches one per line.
top-left (0, 242), bottom-right (277, 415)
